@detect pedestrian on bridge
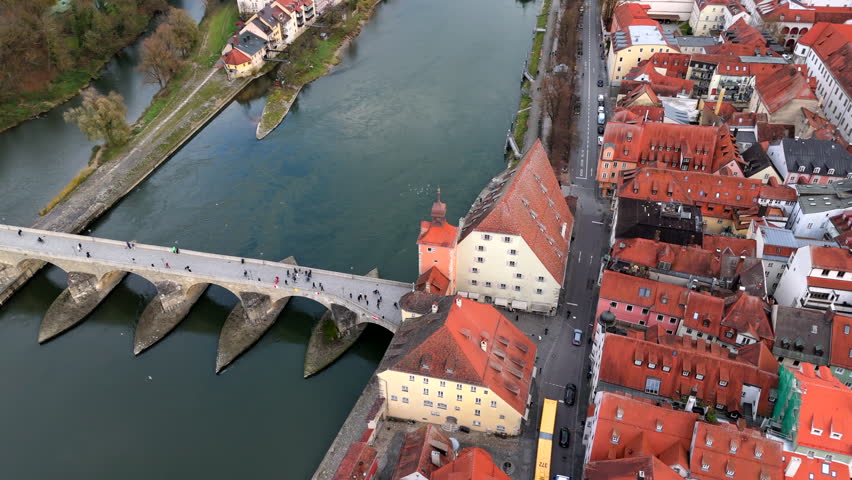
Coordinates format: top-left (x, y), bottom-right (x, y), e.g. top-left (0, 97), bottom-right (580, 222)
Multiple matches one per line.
top-left (37, 237), bottom-right (43, 243)
top-left (17, 229), bottom-right (21, 236)
top-left (77, 243), bottom-right (82, 252)
top-left (165, 262), bottom-right (170, 268)
top-left (126, 241), bottom-right (132, 249)
top-left (86, 252), bottom-right (90, 258)
top-left (244, 270), bottom-right (248, 277)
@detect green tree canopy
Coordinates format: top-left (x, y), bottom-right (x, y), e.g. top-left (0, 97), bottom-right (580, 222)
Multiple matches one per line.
top-left (63, 89), bottom-right (131, 148)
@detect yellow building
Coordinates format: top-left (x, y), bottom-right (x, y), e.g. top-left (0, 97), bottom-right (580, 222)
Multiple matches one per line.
top-left (688, 0), bottom-right (729, 36)
top-left (377, 296), bottom-right (536, 435)
top-left (608, 4), bottom-right (679, 85)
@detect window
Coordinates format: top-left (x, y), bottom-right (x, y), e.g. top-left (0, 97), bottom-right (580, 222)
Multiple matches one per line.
top-left (508, 249), bottom-right (517, 255)
top-left (402, 385), bottom-right (409, 392)
top-left (514, 273), bottom-right (522, 279)
top-left (482, 234), bottom-right (491, 240)
top-left (402, 397), bottom-right (409, 403)
top-left (645, 376), bottom-right (661, 395)
top-left (837, 367), bottom-right (846, 374)
top-left (423, 378), bottom-right (429, 384)
top-left (476, 245), bottom-right (485, 252)
top-left (423, 388), bottom-right (429, 395)
top-left (439, 381), bottom-right (446, 387)
top-left (470, 386), bottom-right (477, 392)
top-left (424, 400), bottom-right (433, 407)
top-left (610, 302), bottom-right (618, 308)
top-left (473, 420), bottom-right (481, 426)
top-left (822, 465), bottom-right (830, 475)
top-left (642, 308), bottom-right (649, 315)
top-left (508, 261), bottom-right (516, 267)
top-left (648, 363), bottom-right (657, 369)
top-left (485, 281), bottom-right (492, 288)
top-left (474, 409), bottom-right (481, 417)
top-left (662, 366), bottom-right (671, 372)
top-left (514, 286), bottom-right (521, 292)
top-left (719, 380), bottom-right (728, 387)
top-left (457, 394), bottom-right (463, 401)
top-left (657, 314), bottom-right (664, 321)
top-left (503, 236), bottom-right (511, 243)
top-left (438, 403), bottom-right (447, 410)
top-left (471, 267), bottom-right (479, 274)
top-left (475, 257), bottom-right (484, 263)
top-left (696, 374), bottom-right (705, 380)
top-left (498, 283), bottom-right (505, 289)
top-left (437, 391), bottom-right (443, 398)
top-left (491, 400), bottom-right (497, 408)
top-left (682, 370), bottom-right (690, 377)
top-left (626, 305), bottom-right (634, 312)
top-left (456, 384), bottom-right (462, 390)
top-left (497, 425), bottom-right (506, 432)
top-left (537, 276), bottom-right (545, 282)
top-left (634, 359), bottom-right (642, 366)
top-left (638, 287), bottom-right (651, 297)
top-left (391, 395), bottom-right (398, 401)
top-left (427, 247), bottom-right (435, 252)
top-left (499, 415), bottom-right (505, 419)
top-left (409, 375), bottom-right (415, 382)
top-left (475, 398), bottom-right (482, 405)
top-left (536, 289), bottom-right (543, 295)
top-left (845, 325), bottom-right (851, 335)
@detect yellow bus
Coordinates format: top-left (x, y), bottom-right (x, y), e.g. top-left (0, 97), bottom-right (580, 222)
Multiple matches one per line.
top-left (534, 398), bottom-right (558, 480)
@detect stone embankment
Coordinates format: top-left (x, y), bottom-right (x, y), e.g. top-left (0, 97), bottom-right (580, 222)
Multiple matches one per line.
top-left (256, 86), bottom-right (301, 140)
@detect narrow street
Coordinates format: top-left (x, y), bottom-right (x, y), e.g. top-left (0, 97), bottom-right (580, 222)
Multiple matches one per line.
top-left (539, 0), bottom-right (611, 475)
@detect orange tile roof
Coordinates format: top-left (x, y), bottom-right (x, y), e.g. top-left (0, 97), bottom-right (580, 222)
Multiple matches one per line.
top-left (599, 271), bottom-right (690, 319)
top-left (587, 392), bottom-right (699, 464)
top-left (792, 364), bottom-right (852, 456)
top-left (432, 447), bottom-right (511, 480)
top-left (418, 193), bottom-right (458, 247)
top-left (809, 246), bottom-right (852, 271)
top-left (690, 422), bottom-right (783, 480)
top-left (624, 61), bottom-right (695, 96)
top-left (721, 292), bottom-right (774, 342)
top-left (600, 123), bottom-right (742, 175)
top-left (682, 291), bottom-right (726, 338)
top-left (460, 140), bottom-right (574, 282)
top-left (391, 424), bottom-right (455, 480)
top-left (611, 238), bottom-right (723, 278)
top-left (612, 106), bottom-right (666, 123)
top-left (830, 313), bottom-right (852, 369)
top-left (721, 18), bottom-right (768, 51)
top-left (619, 83), bottom-right (662, 107)
top-left (758, 184), bottom-right (797, 201)
top-left (801, 108), bottom-right (848, 147)
top-left (584, 455), bottom-right (685, 480)
top-left (647, 52), bottom-right (692, 78)
top-left (599, 333), bottom-right (780, 417)
top-left (381, 297), bottom-right (537, 415)
top-left (754, 67), bottom-right (818, 115)
top-left (781, 451), bottom-right (849, 480)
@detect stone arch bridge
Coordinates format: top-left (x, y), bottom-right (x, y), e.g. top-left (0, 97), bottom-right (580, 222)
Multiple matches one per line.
top-left (0, 225), bottom-right (412, 371)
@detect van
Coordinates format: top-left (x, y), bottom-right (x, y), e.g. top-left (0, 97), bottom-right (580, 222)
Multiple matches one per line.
top-left (597, 112), bottom-right (605, 125)
top-left (597, 94), bottom-right (605, 105)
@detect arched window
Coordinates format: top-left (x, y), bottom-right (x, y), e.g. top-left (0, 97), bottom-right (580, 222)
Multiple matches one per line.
top-left (790, 27), bottom-right (799, 35)
top-left (781, 26), bottom-right (790, 34)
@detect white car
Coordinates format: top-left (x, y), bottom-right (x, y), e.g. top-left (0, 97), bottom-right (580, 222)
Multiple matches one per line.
top-left (598, 136), bottom-right (603, 145)
top-left (598, 105), bottom-right (605, 113)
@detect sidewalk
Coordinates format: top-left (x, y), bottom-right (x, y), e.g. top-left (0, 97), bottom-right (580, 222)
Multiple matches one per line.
top-left (522, 0), bottom-right (562, 152)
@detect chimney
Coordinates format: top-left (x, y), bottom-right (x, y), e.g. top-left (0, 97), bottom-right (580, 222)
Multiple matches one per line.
top-left (456, 297), bottom-right (462, 308)
top-left (715, 91), bottom-right (726, 114)
top-left (736, 418), bottom-right (746, 431)
top-left (616, 406), bottom-right (625, 419)
top-left (431, 303), bottom-right (439, 313)
top-left (480, 339), bottom-right (488, 352)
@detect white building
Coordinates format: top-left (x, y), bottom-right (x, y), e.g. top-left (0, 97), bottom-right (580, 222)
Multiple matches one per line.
top-left (773, 245), bottom-right (852, 313)
top-left (794, 23), bottom-right (852, 143)
top-left (455, 141), bottom-right (574, 315)
top-left (237, 0), bottom-right (271, 16)
top-left (624, 0), bottom-right (695, 21)
top-left (786, 181), bottom-right (852, 239)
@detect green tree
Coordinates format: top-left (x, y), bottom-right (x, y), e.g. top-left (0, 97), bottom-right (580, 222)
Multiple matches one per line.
top-left (163, 7), bottom-right (199, 58)
top-left (63, 90), bottom-right (131, 148)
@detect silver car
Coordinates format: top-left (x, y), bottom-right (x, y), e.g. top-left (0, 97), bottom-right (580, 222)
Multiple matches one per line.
top-left (572, 328), bottom-right (583, 346)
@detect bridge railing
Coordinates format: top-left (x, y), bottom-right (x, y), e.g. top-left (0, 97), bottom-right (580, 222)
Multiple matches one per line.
top-left (0, 225), bottom-right (413, 290)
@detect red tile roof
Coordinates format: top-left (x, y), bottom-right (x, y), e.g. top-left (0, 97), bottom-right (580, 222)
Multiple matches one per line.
top-left (800, 108), bottom-right (848, 147)
top-left (618, 83), bottom-right (662, 107)
top-left (616, 168), bottom-right (763, 218)
top-left (418, 192), bottom-right (458, 247)
top-left (334, 442), bottom-right (378, 480)
top-left (754, 67), bottom-right (818, 115)
top-left (721, 18), bottom-right (769, 50)
top-left (647, 52), bottom-right (692, 79)
top-left (809, 245), bottom-right (852, 271)
top-left (432, 447), bottom-right (511, 480)
top-left (460, 140), bottom-right (573, 283)
top-left (804, 23), bottom-right (852, 100)
top-left (587, 392), bottom-right (699, 465)
top-left (792, 364), bottom-right (852, 456)
top-left (721, 292), bottom-right (774, 342)
top-left (611, 238), bottom-right (723, 278)
top-left (682, 291), bottom-right (726, 338)
top-left (781, 451), bottom-right (849, 480)
top-left (758, 184), bottom-right (797, 201)
top-left (830, 313), bottom-right (852, 369)
top-left (598, 333), bottom-right (780, 416)
top-left (584, 455), bottom-right (685, 480)
top-left (416, 266), bottom-right (450, 295)
top-left (690, 422), bottom-right (784, 480)
top-left (599, 270), bottom-right (690, 318)
top-left (624, 61), bottom-right (695, 96)
top-left (222, 48), bottom-right (251, 66)
top-left (382, 297), bottom-right (537, 415)
top-left (599, 123), bottom-right (742, 175)
top-left (610, 3), bottom-right (676, 50)
top-left (612, 106), bottom-right (666, 123)
top-left (391, 424), bottom-right (456, 480)
top-left (703, 236), bottom-right (756, 257)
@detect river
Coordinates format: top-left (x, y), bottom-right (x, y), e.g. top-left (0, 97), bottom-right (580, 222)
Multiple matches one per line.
top-left (0, 0), bottom-right (540, 477)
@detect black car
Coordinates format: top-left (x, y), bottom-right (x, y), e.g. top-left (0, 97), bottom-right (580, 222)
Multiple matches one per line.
top-left (597, 80), bottom-right (604, 87)
top-left (564, 383), bottom-right (577, 405)
top-left (559, 427), bottom-right (571, 448)
top-left (597, 124), bottom-right (605, 134)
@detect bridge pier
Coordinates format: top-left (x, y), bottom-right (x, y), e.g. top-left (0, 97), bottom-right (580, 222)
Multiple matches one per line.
top-left (133, 280), bottom-right (210, 355)
top-left (215, 257), bottom-right (297, 373)
top-left (38, 270), bottom-right (127, 343)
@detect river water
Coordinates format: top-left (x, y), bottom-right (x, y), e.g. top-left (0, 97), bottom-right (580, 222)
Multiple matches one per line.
top-left (0, 0), bottom-right (540, 477)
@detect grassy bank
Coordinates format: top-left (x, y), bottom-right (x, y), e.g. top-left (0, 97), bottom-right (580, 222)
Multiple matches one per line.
top-left (198, 2), bottom-right (240, 67)
top-left (527, 0), bottom-right (551, 78)
top-left (258, 87), bottom-right (297, 137)
top-left (513, 94), bottom-right (532, 148)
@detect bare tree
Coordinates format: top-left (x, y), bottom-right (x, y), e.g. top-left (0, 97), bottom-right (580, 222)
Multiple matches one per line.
top-left (63, 90), bottom-right (131, 148)
top-left (138, 31), bottom-right (182, 87)
top-left (543, 74), bottom-right (570, 121)
top-left (601, 0), bottom-right (624, 31)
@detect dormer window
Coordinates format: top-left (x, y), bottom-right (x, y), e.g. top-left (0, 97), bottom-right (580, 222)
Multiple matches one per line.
top-left (799, 166), bottom-right (806, 172)
top-left (829, 169), bottom-right (835, 175)
top-left (682, 370), bottom-right (690, 377)
top-left (696, 374), bottom-right (705, 380)
top-left (730, 440), bottom-right (739, 453)
top-left (814, 168), bottom-right (821, 174)
top-left (719, 380), bottom-right (728, 387)
top-left (830, 431), bottom-right (843, 440)
top-left (706, 434), bottom-right (714, 447)
top-left (812, 427), bottom-right (823, 435)
top-left (648, 363), bottom-right (657, 369)
top-left (634, 359), bottom-right (643, 366)
top-left (612, 429), bottom-right (621, 444)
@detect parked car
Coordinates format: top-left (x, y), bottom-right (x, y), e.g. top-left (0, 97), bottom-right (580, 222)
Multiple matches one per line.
top-left (572, 328), bottom-right (583, 345)
top-left (597, 124), bottom-right (605, 134)
top-left (597, 136), bottom-right (603, 145)
top-left (564, 383), bottom-right (577, 405)
top-left (597, 105), bottom-right (605, 113)
top-left (597, 79), bottom-right (604, 87)
top-left (597, 94), bottom-right (605, 105)
top-left (597, 112), bottom-right (605, 125)
top-left (559, 427), bottom-right (571, 448)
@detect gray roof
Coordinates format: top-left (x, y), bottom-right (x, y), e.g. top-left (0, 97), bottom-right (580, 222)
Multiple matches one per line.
top-left (759, 226), bottom-right (797, 248)
top-left (795, 179), bottom-right (852, 214)
top-left (740, 56), bottom-right (788, 64)
top-left (771, 305), bottom-right (833, 366)
top-left (675, 36), bottom-right (718, 47)
top-left (662, 102), bottom-right (691, 125)
top-left (234, 30), bottom-right (267, 57)
top-left (795, 237), bottom-right (839, 248)
top-left (742, 144), bottom-right (773, 177)
top-left (736, 130), bottom-right (757, 145)
top-left (782, 138), bottom-right (852, 177)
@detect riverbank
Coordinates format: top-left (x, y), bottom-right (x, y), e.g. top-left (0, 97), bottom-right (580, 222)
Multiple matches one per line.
top-left (511, 0), bottom-right (552, 156)
top-left (0, 4), bottom-right (166, 134)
